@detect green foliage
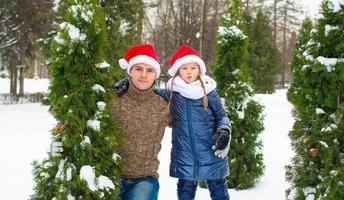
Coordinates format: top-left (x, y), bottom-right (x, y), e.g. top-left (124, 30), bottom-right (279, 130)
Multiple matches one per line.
top-left (212, 0), bottom-right (265, 190)
top-left (39, 0), bottom-right (142, 81)
top-left (100, 0), bottom-right (143, 80)
top-left (199, 180), bottom-right (207, 189)
top-left (31, 0), bottom-right (122, 199)
top-left (286, 1), bottom-right (344, 199)
top-left (245, 9), bottom-right (281, 93)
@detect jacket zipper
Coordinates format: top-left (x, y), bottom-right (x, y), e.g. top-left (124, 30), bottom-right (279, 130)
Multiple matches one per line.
top-left (186, 99), bottom-right (198, 180)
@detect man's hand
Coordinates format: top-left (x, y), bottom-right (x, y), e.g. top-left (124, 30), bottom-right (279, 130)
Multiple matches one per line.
top-left (212, 128), bottom-right (231, 158)
top-left (113, 77), bottom-right (130, 97)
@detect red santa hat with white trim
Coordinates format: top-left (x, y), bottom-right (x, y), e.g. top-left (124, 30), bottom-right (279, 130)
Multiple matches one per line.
top-left (168, 45), bottom-right (206, 76)
top-left (118, 44), bottom-right (161, 78)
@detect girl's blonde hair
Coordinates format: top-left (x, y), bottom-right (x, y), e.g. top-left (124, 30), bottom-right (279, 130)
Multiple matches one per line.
top-left (167, 67), bottom-right (208, 112)
top-left (198, 75), bottom-right (208, 108)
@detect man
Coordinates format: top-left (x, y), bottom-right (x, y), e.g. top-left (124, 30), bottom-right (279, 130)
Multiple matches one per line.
top-left (111, 44), bottom-right (170, 200)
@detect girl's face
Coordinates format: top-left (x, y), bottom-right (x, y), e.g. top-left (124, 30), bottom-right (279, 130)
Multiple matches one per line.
top-left (178, 62), bottom-right (200, 84)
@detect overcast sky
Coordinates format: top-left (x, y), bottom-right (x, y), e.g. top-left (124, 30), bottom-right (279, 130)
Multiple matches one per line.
top-left (299, 0), bottom-right (323, 19)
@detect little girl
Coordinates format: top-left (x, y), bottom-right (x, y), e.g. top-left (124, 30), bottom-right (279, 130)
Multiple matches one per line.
top-left (166, 45), bottom-right (231, 200)
top-left (113, 45), bottom-right (231, 200)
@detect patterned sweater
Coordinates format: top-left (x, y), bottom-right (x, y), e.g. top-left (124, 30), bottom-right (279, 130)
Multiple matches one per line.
top-left (111, 82), bottom-right (170, 178)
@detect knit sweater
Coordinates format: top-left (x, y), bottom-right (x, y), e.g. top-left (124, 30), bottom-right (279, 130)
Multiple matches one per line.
top-left (111, 81), bottom-right (170, 179)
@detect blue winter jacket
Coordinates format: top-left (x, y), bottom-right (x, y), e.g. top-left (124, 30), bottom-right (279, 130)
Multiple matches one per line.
top-left (155, 88), bottom-right (231, 180)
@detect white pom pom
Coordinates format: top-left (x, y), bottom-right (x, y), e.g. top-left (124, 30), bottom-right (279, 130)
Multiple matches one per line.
top-left (168, 68), bottom-right (176, 76)
top-left (118, 58), bottom-right (128, 69)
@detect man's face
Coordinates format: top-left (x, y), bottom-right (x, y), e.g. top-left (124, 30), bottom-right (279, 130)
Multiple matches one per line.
top-left (130, 63), bottom-right (156, 91)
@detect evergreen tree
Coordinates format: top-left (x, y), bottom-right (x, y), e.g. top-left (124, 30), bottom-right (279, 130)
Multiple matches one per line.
top-left (286, 1), bottom-right (344, 199)
top-left (246, 9), bottom-right (281, 93)
top-left (31, 0), bottom-right (122, 199)
top-left (287, 17), bottom-right (313, 106)
top-left (100, 0), bottom-right (143, 80)
top-left (212, 0), bottom-right (265, 190)
top-left (42, 0), bottom-right (142, 81)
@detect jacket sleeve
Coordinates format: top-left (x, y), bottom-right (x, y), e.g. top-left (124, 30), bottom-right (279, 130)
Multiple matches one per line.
top-left (208, 90), bottom-right (232, 133)
top-left (154, 88), bottom-right (171, 102)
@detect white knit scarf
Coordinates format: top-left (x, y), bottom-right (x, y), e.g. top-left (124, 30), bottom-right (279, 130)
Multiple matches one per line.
top-left (167, 75), bottom-right (217, 99)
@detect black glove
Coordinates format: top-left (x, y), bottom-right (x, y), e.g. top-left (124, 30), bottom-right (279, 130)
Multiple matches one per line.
top-left (213, 128), bottom-right (230, 151)
top-left (113, 77), bottom-right (130, 97)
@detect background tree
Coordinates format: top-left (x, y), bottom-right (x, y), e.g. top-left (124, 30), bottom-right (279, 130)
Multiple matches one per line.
top-left (242, 0), bottom-right (265, 13)
top-left (286, 0), bottom-right (344, 199)
top-left (42, 0), bottom-right (143, 81)
top-left (100, 0), bottom-right (143, 80)
top-left (147, 0), bottom-right (226, 75)
top-left (31, 0), bottom-right (122, 199)
top-left (271, 0), bottom-right (283, 43)
top-left (278, 0), bottom-right (300, 88)
top-left (0, 1), bottom-right (20, 51)
top-left (213, 0), bottom-right (265, 189)
top-left (237, 0), bottom-right (300, 91)
top-left (0, 0), bottom-right (53, 95)
top-left (285, 18), bottom-right (315, 199)
top-left (246, 9), bottom-right (281, 93)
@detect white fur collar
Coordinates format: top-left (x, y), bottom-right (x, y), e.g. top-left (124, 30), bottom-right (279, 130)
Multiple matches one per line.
top-left (167, 75), bottom-right (217, 99)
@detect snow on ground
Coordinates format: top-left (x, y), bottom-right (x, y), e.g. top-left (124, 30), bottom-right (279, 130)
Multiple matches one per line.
top-left (0, 79), bottom-right (294, 200)
top-left (0, 103), bottom-right (55, 199)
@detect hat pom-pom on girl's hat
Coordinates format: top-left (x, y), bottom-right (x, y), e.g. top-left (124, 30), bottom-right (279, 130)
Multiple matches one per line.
top-left (168, 45), bottom-right (206, 76)
top-left (118, 44), bottom-right (161, 78)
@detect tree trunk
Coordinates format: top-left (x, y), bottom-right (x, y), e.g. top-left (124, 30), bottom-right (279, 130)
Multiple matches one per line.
top-left (245, 0), bottom-right (250, 11)
top-left (33, 52), bottom-right (38, 79)
top-left (179, 0), bottom-right (185, 46)
top-left (19, 67), bottom-right (24, 96)
top-left (199, 0), bottom-right (207, 58)
top-left (281, 6), bottom-right (288, 88)
top-left (273, 0), bottom-right (277, 43)
top-left (137, 0), bottom-right (144, 43)
top-left (9, 54), bottom-right (18, 96)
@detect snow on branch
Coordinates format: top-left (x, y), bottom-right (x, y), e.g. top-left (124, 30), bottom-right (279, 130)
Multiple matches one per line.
top-left (80, 165), bottom-right (115, 192)
top-left (0, 37), bottom-right (18, 50)
top-left (96, 61), bottom-right (110, 69)
top-left (218, 26), bottom-right (247, 39)
top-left (328, 0), bottom-right (344, 12)
top-left (315, 56), bottom-right (344, 72)
top-left (59, 22), bottom-right (87, 41)
top-left (0, 15), bottom-right (11, 24)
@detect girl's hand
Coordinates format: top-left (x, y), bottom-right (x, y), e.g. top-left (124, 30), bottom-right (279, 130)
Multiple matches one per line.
top-left (212, 128), bottom-right (231, 158)
top-left (213, 143), bottom-right (230, 159)
top-left (113, 77), bottom-right (130, 97)
top-left (213, 128), bottom-right (230, 150)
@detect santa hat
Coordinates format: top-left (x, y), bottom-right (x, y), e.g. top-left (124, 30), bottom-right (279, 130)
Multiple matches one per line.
top-left (118, 44), bottom-right (161, 78)
top-left (168, 45), bottom-right (206, 76)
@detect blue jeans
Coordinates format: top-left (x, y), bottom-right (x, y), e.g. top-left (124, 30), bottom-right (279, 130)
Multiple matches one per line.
top-left (119, 176), bottom-right (159, 200)
top-left (177, 178), bottom-right (230, 200)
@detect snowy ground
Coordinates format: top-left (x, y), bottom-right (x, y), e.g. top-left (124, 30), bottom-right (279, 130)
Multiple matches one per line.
top-left (0, 104), bottom-right (55, 199)
top-left (0, 79), bottom-right (294, 199)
